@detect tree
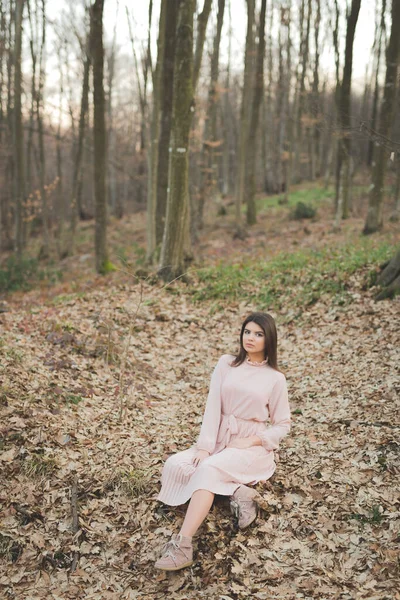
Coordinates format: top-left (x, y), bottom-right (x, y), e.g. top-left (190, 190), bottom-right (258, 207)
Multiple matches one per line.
top-left (363, 0), bottom-right (400, 234)
top-left (156, 0), bottom-right (180, 247)
top-left (90, 0), bottom-right (109, 273)
top-left (158, 0), bottom-right (195, 281)
top-left (333, 0), bottom-right (361, 229)
top-left (197, 0), bottom-right (225, 231)
top-left (235, 0), bottom-right (255, 231)
top-left (146, 0), bottom-right (166, 262)
top-left (245, 0), bottom-right (267, 225)
top-left (13, 0), bottom-right (25, 256)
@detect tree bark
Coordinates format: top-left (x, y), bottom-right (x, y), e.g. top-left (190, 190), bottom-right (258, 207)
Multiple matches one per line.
top-left (156, 0), bottom-right (180, 247)
top-left (192, 0), bottom-right (212, 92)
top-left (146, 0), bottom-right (166, 262)
top-left (364, 0), bottom-right (400, 235)
top-left (197, 0), bottom-right (225, 231)
top-left (71, 37), bottom-right (90, 242)
top-left (245, 0), bottom-right (267, 225)
top-left (334, 0), bottom-right (361, 229)
top-left (37, 0), bottom-right (49, 257)
top-left (90, 0), bottom-right (109, 273)
top-left (375, 248), bottom-right (400, 300)
top-left (367, 0), bottom-right (386, 167)
top-left (13, 0), bottom-right (25, 256)
top-left (235, 0), bottom-right (255, 229)
top-left (159, 0), bottom-right (195, 281)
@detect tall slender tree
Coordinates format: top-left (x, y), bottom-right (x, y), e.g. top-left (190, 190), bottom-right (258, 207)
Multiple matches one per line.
top-left (13, 0), bottom-right (25, 256)
top-left (245, 0), bottom-right (267, 225)
top-left (235, 0), bottom-right (255, 230)
top-left (364, 0), bottom-right (400, 234)
top-left (197, 0), bottom-right (225, 230)
top-left (146, 0), bottom-right (166, 262)
top-left (334, 0), bottom-right (361, 229)
top-left (159, 0), bottom-right (195, 280)
top-left (156, 0), bottom-right (180, 247)
top-left (90, 0), bottom-right (109, 273)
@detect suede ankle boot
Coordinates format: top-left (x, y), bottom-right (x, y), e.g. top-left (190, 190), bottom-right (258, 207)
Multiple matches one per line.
top-left (230, 484), bottom-right (260, 529)
top-left (155, 533), bottom-right (193, 571)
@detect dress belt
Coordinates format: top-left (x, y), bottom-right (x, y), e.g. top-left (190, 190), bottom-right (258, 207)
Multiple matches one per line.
top-left (221, 413), bottom-right (261, 438)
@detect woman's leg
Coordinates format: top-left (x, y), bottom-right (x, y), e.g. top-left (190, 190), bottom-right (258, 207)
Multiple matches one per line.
top-left (179, 489), bottom-right (215, 537)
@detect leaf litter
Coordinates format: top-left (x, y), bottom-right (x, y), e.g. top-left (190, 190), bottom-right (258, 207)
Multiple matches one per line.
top-left (0, 245), bottom-right (399, 599)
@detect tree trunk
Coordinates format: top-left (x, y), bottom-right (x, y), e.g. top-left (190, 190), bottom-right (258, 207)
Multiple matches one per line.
top-left (159, 0), bottom-right (195, 281)
top-left (235, 0), bottom-right (255, 229)
top-left (375, 248), bottom-right (400, 300)
top-left (294, 0), bottom-right (311, 184)
top-left (363, 0), bottom-right (400, 235)
top-left (146, 0), bottom-right (166, 262)
top-left (367, 0), bottom-right (386, 168)
top-left (156, 0), bottom-right (180, 247)
top-left (334, 0), bottom-right (361, 230)
top-left (192, 0), bottom-right (212, 92)
top-left (245, 0), bottom-right (267, 225)
top-left (70, 42), bottom-right (90, 243)
top-left (197, 0), bottom-right (225, 231)
top-left (107, 11), bottom-right (118, 218)
top-left (13, 0), bottom-right (25, 256)
top-left (37, 0), bottom-right (49, 257)
top-left (90, 0), bottom-right (109, 273)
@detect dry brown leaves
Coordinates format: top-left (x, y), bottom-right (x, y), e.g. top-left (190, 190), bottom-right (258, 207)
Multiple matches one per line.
top-left (0, 263), bottom-right (399, 600)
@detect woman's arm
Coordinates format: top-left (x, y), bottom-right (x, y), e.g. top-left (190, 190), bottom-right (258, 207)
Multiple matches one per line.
top-left (196, 356), bottom-right (225, 454)
top-left (257, 376), bottom-right (291, 450)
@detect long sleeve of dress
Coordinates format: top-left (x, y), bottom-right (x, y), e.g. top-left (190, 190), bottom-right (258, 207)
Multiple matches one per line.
top-left (258, 376), bottom-right (291, 451)
top-left (196, 357), bottom-right (224, 454)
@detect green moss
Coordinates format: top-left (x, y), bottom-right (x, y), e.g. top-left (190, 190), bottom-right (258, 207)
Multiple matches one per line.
top-left (99, 259), bottom-right (117, 275)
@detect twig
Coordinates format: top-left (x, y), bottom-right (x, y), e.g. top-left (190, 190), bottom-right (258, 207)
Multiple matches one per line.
top-left (70, 474), bottom-right (79, 572)
top-left (335, 419), bottom-right (399, 429)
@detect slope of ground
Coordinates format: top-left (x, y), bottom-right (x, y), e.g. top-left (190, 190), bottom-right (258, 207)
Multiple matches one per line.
top-left (0, 184), bottom-right (399, 599)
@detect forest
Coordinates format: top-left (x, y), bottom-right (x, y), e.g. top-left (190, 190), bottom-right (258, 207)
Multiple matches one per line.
top-left (0, 0), bottom-right (399, 598)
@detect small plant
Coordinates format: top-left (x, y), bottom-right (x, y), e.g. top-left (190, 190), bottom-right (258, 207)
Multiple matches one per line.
top-left (65, 393), bottom-right (83, 406)
top-left (5, 348), bottom-right (24, 363)
top-left (291, 201), bottom-right (316, 220)
top-left (0, 533), bottom-right (23, 562)
top-left (107, 468), bottom-right (150, 498)
top-left (0, 254), bottom-right (62, 292)
top-left (348, 505), bottom-right (384, 525)
top-left (22, 453), bottom-right (58, 478)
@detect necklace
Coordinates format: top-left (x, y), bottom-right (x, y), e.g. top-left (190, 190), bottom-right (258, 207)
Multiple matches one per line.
top-left (246, 357), bottom-right (268, 366)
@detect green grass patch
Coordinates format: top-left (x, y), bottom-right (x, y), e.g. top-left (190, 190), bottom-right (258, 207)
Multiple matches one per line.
top-left (106, 468), bottom-right (150, 498)
top-left (348, 505), bottom-right (384, 526)
top-left (22, 453), bottom-right (58, 478)
top-left (257, 184), bottom-right (335, 212)
top-left (188, 238), bottom-right (395, 312)
top-left (51, 292), bottom-right (87, 305)
top-left (0, 255), bottom-right (62, 293)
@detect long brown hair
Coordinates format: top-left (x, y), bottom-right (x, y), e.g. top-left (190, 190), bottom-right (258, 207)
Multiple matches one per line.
top-left (231, 312), bottom-right (282, 373)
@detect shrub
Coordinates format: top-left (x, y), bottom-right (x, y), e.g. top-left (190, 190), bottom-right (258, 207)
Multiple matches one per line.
top-left (292, 201), bottom-right (316, 220)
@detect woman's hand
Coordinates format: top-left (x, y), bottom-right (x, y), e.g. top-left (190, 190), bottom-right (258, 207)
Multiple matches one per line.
top-left (227, 437), bottom-right (257, 449)
top-left (192, 449), bottom-right (210, 467)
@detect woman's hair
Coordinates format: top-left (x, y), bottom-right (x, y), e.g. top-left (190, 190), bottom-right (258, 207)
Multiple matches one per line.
top-left (231, 312), bottom-right (282, 372)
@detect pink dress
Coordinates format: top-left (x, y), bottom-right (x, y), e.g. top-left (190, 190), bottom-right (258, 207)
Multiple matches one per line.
top-left (157, 354), bottom-right (291, 506)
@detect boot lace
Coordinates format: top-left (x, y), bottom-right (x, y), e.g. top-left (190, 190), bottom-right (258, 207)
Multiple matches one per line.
top-left (161, 535), bottom-right (183, 560)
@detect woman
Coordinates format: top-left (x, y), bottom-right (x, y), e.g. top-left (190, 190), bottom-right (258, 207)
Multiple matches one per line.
top-left (155, 312), bottom-right (291, 571)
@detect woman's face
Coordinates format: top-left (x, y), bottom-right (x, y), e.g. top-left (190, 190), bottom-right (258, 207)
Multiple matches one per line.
top-left (242, 321), bottom-right (266, 355)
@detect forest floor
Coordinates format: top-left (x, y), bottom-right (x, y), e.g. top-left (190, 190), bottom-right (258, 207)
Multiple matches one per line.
top-left (0, 182), bottom-right (399, 600)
